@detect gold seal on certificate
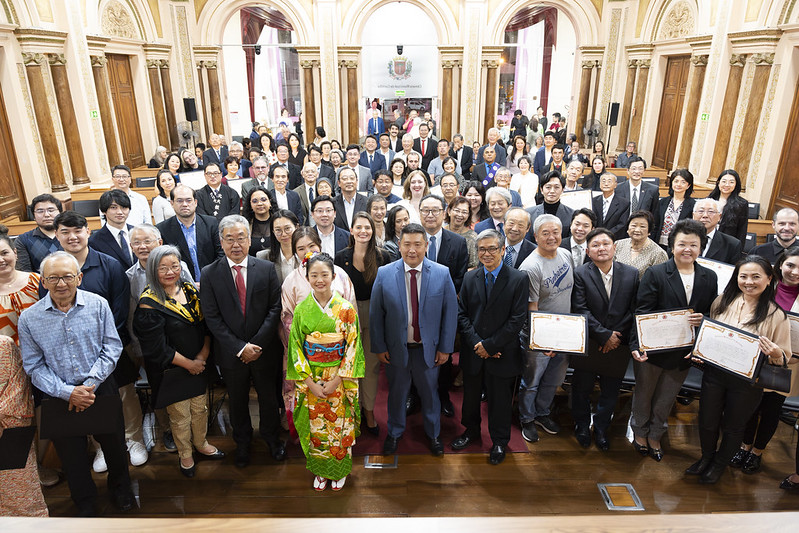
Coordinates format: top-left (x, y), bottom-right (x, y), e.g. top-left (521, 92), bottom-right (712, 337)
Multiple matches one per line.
top-left (693, 318), bottom-right (762, 381)
top-left (696, 257), bottom-right (734, 295)
top-left (787, 312), bottom-right (799, 356)
top-left (634, 309), bottom-right (695, 352)
top-left (529, 312), bottom-right (587, 354)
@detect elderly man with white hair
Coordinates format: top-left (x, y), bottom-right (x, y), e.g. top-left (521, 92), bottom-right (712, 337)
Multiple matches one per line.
top-left (475, 187), bottom-right (513, 235)
top-left (395, 133), bottom-right (421, 163)
top-left (692, 197), bottom-right (742, 264)
top-left (475, 127), bottom-right (507, 167)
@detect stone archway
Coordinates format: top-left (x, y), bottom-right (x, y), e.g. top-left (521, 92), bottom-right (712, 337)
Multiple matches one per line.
top-left (196, 0), bottom-right (312, 47)
top-left (341, 0), bottom-right (457, 46)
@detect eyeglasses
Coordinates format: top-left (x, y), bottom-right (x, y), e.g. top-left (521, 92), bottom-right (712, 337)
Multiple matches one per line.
top-left (273, 227), bottom-right (295, 237)
top-left (34, 208), bottom-right (59, 215)
top-left (173, 198), bottom-right (194, 204)
top-left (223, 236), bottom-right (249, 245)
top-left (695, 209), bottom-right (718, 215)
top-left (314, 208), bottom-right (335, 215)
top-left (477, 246), bottom-right (501, 255)
top-left (206, 171), bottom-right (222, 177)
top-left (420, 208), bottom-right (442, 216)
top-left (112, 174), bottom-right (130, 180)
top-left (131, 239), bottom-right (157, 247)
top-left (44, 274), bottom-right (77, 285)
top-left (157, 265), bottom-right (182, 274)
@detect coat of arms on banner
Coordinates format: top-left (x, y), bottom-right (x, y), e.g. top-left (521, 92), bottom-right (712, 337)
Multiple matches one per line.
top-left (388, 55), bottom-right (412, 80)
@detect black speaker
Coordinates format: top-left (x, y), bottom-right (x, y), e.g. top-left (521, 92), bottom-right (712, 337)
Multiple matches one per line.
top-left (183, 98), bottom-right (198, 122)
top-left (607, 102), bottom-right (620, 126)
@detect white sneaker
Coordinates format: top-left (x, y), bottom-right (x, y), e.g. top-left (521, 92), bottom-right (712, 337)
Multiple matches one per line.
top-left (92, 449), bottom-right (107, 473)
top-left (127, 439), bottom-right (149, 467)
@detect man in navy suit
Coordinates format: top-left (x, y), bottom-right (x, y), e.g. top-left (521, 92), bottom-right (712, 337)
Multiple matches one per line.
top-left (371, 224), bottom-right (458, 456)
top-left (591, 173), bottom-right (631, 240)
top-left (533, 130), bottom-right (557, 176)
top-left (333, 167), bottom-right (368, 230)
top-left (475, 187), bottom-right (512, 236)
top-left (89, 189), bottom-right (135, 269)
top-left (269, 143), bottom-right (303, 189)
top-left (202, 133), bottom-right (228, 171)
top-left (367, 108), bottom-right (385, 135)
top-left (358, 135), bottom-right (387, 178)
top-left (310, 195), bottom-right (350, 257)
top-left (560, 208), bottom-right (596, 269)
top-left (693, 198), bottom-right (743, 265)
top-left (571, 228), bottom-right (639, 450)
top-left (503, 208), bottom-right (536, 268)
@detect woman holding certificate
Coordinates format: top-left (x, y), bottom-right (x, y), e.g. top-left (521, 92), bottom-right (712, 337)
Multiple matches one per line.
top-left (629, 219), bottom-right (718, 462)
top-left (686, 255), bottom-right (791, 484)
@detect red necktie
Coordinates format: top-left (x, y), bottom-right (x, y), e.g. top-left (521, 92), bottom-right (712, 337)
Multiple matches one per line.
top-left (421, 139), bottom-right (426, 155)
top-left (410, 269), bottom-right (421, 342)
top-left (233, 265), bottom-right (246, 317)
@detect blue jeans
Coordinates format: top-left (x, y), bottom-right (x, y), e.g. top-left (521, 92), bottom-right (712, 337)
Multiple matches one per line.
top-left (519, 351), bottom-right (569, 423)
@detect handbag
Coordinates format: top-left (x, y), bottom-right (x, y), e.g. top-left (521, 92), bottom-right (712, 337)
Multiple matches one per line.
top-left (756, 353), bottom-right (792, 393)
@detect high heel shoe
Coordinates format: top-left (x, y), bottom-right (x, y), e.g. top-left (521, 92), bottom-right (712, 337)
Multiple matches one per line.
top-left (179, 460), bottom-right (195, 478)
top-left (649, 447), bottom-right (664, 462)
top-left (779, 475), bottom-right (799, 491)
top-left (632, 440), bottom-right (649, 456)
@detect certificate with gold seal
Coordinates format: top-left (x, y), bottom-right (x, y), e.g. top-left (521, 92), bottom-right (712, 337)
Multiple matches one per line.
top-left (529, 312), bottom-right (587, 355)
top-left (693, 318), bottom-right (762, 382)
top-left (634, 309), bottom-right (695, 352)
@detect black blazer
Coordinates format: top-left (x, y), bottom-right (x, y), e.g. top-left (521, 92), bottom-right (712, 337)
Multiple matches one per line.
top-left (654, 196), bottom-right (696, 241)
top-left (388, 137), bottom-right (402, 153)
top-left (196, 184), bottom-right (241, 221)
top-left (629, 258), bottom-right (717, 370)
top-left (559, 237), bottom-right (591, 267)
top-left (717, 196), bottom-right (749, 245)
top-left (333, 193), bottom-right (368, 230)
top-left (616, 179), bottom-right (660, 235)
top-left (592, 193), bottom-right (631, 240)
top-left (458, 265), bottom-right (528, 378)
top-left (513, 239), bottom-right (536, 268)
top-left (277, 188), bottom-right (306, 226)
top-left (571, 261), bottom-right (639, 378)
top-left (449, 146), bottom-right (474, 180)
top-left (413, 137), bottom-right (438, 170)
top-left (88, 223), bottom-right (134, 269)
top-left (156, 214), bottom-right (224, 280)
top-left (270, 161), bottom-right (303, 189)
top-left (332, 226), bottom-right (351, 256)
top-left (433, 229), bottom-right (469, 293)
top-left (203, 146), bottom-right (229, 170)
top-left (199, 256), bottom-right (283, 369)
top-left (703, 230), bottom-right (742, 265)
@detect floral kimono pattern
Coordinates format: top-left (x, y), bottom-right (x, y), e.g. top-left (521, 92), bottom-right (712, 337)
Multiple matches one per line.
top-left (287, 291), bottom-right (365, 480)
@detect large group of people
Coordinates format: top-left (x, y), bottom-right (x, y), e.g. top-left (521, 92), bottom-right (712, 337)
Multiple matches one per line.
top-left (3, 105), bottom-right (799, 517)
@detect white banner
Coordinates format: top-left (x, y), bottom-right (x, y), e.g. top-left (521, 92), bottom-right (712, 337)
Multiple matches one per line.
top-left (362, 45), bottom-right (438, 98)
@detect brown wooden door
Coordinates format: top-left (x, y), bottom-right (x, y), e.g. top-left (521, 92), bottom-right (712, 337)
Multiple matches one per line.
top-left (107, 54), bottom-right (145, 168)
top-left (770, 74), bottom-right (799, 216)
top-left (652, 56), bottom-right (690, 170)
top-left (0, 81), bottom-right (27, 219)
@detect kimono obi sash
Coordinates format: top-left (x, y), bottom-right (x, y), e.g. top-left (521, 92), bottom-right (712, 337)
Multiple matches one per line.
top-left (304, 332), bottom-right (346, 364)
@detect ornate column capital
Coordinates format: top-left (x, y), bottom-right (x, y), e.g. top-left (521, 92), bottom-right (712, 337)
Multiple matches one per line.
top-left (146, 59), bottom-right (160, 69)
top-left (340, 60), bottom-right (358, 69)
top-left (691, 55), bottom-right (709, 67)
top-left (752, 53), bottom-right (775, 65)
top-left (47, 53), bottom-right (67, 66)
top-left (204, 60), bottom-right (218, 70)
top-left (22, 52), bottom-right (48, 66)
top-left (730, 54), bottom-right (747, 67)
top-left (481, 59), bottom-right (500, 69)
top-left (90, 54), bottom-right (107, 68)
top-left (159, 59), bottom-right (170, 69)
top-left (638, 59), bottom-right (652, 69)
top-left (300, 59), bottom-right (316, 69)
top-left (582, 60), bottom-right (596, 69)
top-left (442, 60), bottom-right (458, 69)
top-left (627, 59), bottom-right (639, 69)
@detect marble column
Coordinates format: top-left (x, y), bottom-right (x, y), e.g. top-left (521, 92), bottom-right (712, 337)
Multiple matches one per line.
top-left (159, 60), bottom-right (179, 150)
top-left (147, 59), bottom-right (169, 148)
top-left (342, 60), bottom-right (359, 145)
top-left (441, 61), bottom-right (455, 141)
top-left (300, 59), bottom-right (317, 143)
top-left (709, 54), bottom-right (747, 180)
top-left (574, 61), bottom-right (594, 145)
top-left (196, 62), bottom-right (211, 141)
top-left (590, 61), bottom-right (602, 124)
top-left (48, 54), bottom-right (89, 185)
top-left (482, 60), bottom-right (499, 138)
top-left (206, 61), bottom-right (225, 137)
top-left (734, 53), bottom-right (774, 183)
top-left (615, 60), bottom-right (638, 151)
top-left (628, 60), bottom-right (651, 145)
top-left (24, 53), bottom-right (67, 192)
top-left (91, 55), bottom-right (120, 167)
top-left (677, 55), bottom-right (709, 168)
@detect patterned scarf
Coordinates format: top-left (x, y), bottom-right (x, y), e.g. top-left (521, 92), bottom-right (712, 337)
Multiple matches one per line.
top-left (139, 281), bottom-right (203, 323)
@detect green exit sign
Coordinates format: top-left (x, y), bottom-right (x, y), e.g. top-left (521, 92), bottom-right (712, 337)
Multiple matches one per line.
top-left (395, 90), bottom-right (406, 97)
top-left (700, 113), bottom-right (709, 121)
top-left (90, 110), bottom-right (99, 119)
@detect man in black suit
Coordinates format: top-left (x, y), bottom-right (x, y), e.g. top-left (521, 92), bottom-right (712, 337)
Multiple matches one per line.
top-left (387, 123), bottom-right (402, 153)
top-left (615, 156), bottom-right (659, 235)
top-left (751, 207), bottom-right (799, 264)
top-left (358, 135), bottom-right (387, 178)
top-left (89, 190), bottom-right (135, 270)
top-left (308, 144), bottom-right (336, 182)
top-left (202, 133), bottom-right (228, 171)
top-left (333, 167), bottom-right (368, 230)
top-left (503, 207), bottom-right (536, 268)
top-left (451, 229), bottom-right (528, 464)
top-left (560, 208), bottom-right (596, 269)
top-left (693, 198), bottom-right (742, 264)
top-left (413, 123), bottom-right (438, 171)
top-left (449, 134), bottom-right (473, 180)
top-left (571, 228), bottom-right (639, 450)
top-left (592, 173), bottom-right (630, 240)
top-left (311, 195), bottom-right (350, 257)
top-left (475, 128), bottom-right (507, 167)
top-left (200, 215), bottom-right (286, 467)
top-left (157, 184), bottom-right (224, 282)
top-left (196, 163), bottom-right (241, 221)
top-left (269, 143), bottom-right (303, 189)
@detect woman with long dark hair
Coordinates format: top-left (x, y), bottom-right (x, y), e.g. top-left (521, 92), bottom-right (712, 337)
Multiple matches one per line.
top-left (582, 155), bottom-right (605, 192)
top-left (241, 186), bottom-right (275, 257)
top-left (461, 180), bottom-right (489, 229)
top-left (685, 255), bottom-right (791, 484)
top-left (707, 169), bottom-right (749, 244)
top-left (152, 169), bottom-right (177, 223)
top-left (507, 135), bottom-right (529, 174)
top-left (384, 205), bottom-right (410, 261)
top-left (268, 209), bottom-right (300, 283)
top-left (655, 169), bottom-right (696, 249)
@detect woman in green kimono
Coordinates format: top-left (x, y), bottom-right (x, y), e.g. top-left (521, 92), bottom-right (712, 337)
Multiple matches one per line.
top-left (288, 252), bottom-right (365, 491)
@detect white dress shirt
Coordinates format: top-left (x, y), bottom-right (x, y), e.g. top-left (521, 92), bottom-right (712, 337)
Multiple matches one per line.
top-left (105, 224), bottom-right (133, 263)
top-left (318, 226), bottom-right (336, 257)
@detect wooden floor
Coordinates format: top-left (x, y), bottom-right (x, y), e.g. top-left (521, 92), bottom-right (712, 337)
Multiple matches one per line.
top-left (40, 391), bottom-right (799, 518)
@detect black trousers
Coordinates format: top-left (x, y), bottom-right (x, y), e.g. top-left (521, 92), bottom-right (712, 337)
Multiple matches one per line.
top-left (698, 367), bottom-right (763, 465)
top-left (219, 352), bottom-right (282, 450)
top-left (742, 391), bottom-right (786, 449)
top-left (50, 378), bottom-right (131, 511)
top-left (461, 369), bottom-right (515, 446)
top-left (570, 369), bottom-right (623, 433)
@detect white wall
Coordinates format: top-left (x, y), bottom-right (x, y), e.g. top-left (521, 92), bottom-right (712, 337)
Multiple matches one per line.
top-left (548, 12), bottom-right (577, 118)
top-left (222, 14), bottom-right (249, 137)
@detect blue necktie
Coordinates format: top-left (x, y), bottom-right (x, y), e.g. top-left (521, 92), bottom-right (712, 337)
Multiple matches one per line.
top-left (503, 246), bottom-right (515, 268)
top-left (486, 271), bottom-right (495, 298)
top-left (497, 222), bottom-right (504, 236)
top-left (428, 235), bottom-right (437, 262)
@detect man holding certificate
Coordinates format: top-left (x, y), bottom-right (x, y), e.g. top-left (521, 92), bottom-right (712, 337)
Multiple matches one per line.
top-left (518, 214), bottom-right (574, 443)
top-left (570, 228), bottom-right (639, 450)
top-left (629, 219), bottom-right (718, 462)
top-left (686, 255), bottom-right (791, 484)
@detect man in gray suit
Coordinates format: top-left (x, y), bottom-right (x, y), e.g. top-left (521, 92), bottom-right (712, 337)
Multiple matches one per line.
top-left (294, 162), bottom-right (319, 223)
top-left (241, 156), bottom-right (272, 198)
top-left (336, 143), bottom-right (373, 193)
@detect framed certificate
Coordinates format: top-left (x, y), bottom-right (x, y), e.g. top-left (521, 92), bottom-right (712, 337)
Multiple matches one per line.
top-left (693, 318), bottom-right (763, 382)
top-left (529, 311), bottom-right (587, 355)
top-left (559, 189), bottom-right (593, 212)
top-left (787, 312), bottom-right (799, 357)
top-left (696, 257), bottom-right (735, 295)
top-left (177, 170), bottom-right (206, 190)
top-left (635, 309), bottom-right (695, 352)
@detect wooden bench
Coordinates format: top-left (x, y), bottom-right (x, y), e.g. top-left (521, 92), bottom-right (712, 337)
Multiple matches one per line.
top-left (1, 214), bottom-right (103, 236)
top-left (70, 186), bottom-right (159, 203)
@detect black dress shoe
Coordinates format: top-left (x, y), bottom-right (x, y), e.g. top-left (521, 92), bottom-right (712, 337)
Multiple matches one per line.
top-left (113, 490), bottom-right (135, 512)
top-left (198, 448), bottom-right (226, 460)
top-left (180, 462), bottom-right (196, 478)
top-left (235, 447), bottom-right (250, 468)
top-left (383, 435), bottom-right (400, 455)
top-left (489, 444), bottom-right (506, 465)
top-left (441, 399), bottom-right (455, 418)
top-left (780, 475), bottom-right (799, 490)
top-left (730, 448), bottom-right (749, 468)
top-left (632, 440), bottom-right (649, 456)
top-left (574, 425), bottom-right (591, 448)
top-left (686, 455), bottom-right (714, 475)
top-left (649, 447), bottom-right (664, 462)
top-left (450, 432), bottom-right (479, 450)
top-left (594, 429), bottom-right (610, 451)
top-left (742, 452), bottom-right (762, 474)
top-left (430, 437), bottom-right (444, 456)
top-left (699, 462), bottom-right (726, 484)
top-left (267, 440), bottom-right (287, 461)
